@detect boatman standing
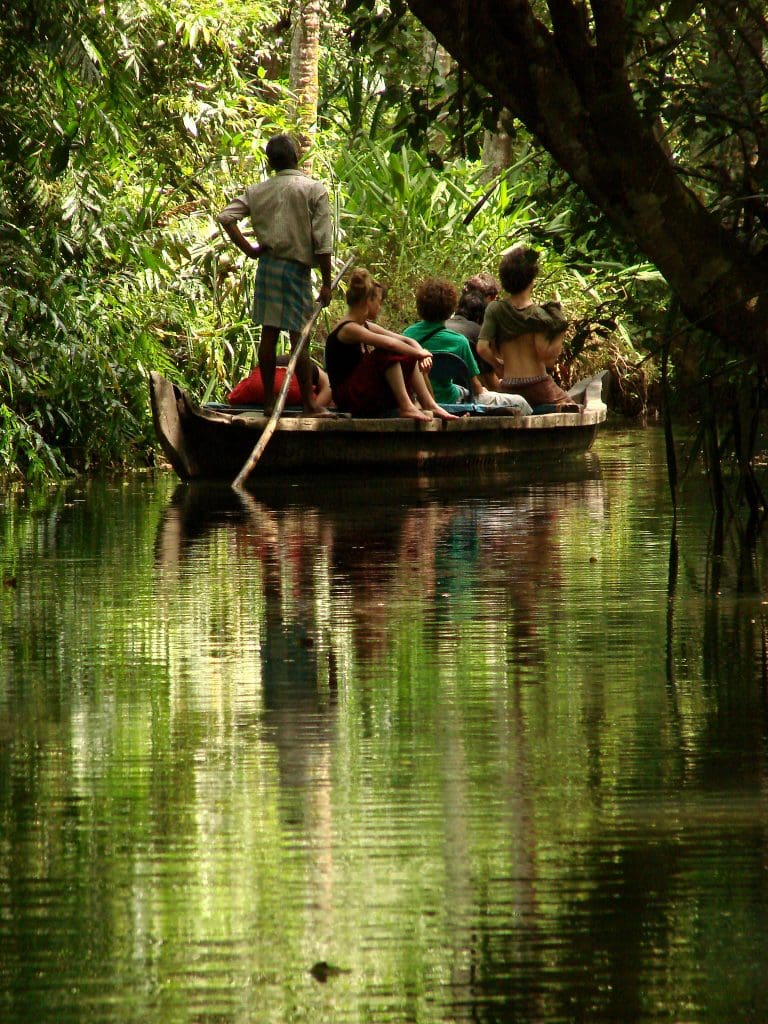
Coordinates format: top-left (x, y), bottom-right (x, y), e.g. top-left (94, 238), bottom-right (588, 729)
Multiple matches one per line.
top-left (218, 134), bottom-right (333, 416)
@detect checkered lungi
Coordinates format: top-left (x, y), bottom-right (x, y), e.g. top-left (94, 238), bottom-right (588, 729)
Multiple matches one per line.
top-left (252, 253), bottom-right (313, 332)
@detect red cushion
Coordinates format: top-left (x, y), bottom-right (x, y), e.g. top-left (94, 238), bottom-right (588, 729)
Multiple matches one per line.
top-left (227, 366), bottom-right (303, 406)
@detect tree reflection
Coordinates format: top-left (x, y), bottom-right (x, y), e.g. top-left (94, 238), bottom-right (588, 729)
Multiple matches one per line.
top-left (153, 470), bottom-right (608, 1019)
top-left (6, 449), bottom-right (768, 1024)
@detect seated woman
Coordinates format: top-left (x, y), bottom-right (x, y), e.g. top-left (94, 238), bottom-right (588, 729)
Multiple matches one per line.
top-left (325, 269), bottom-right (458, 421)
top-left (404, 278), bottom-right (532, 413)
top-left (477, 246), bottom-right (580, 411)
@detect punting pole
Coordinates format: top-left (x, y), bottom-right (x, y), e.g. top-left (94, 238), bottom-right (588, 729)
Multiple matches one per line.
top-left (232, 254), bottom-right (355, 490)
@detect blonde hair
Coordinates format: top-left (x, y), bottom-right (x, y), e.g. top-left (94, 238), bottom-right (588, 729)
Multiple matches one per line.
top-left (345, 268), bottom-right (377, 306)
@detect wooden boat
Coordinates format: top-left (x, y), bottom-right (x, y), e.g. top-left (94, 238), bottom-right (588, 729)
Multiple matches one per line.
top-left (149, 370), bottom-right (608, 481)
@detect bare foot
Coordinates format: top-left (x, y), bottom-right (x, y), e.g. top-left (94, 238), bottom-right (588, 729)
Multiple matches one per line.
top-left (432, 406), bottom-right (461, 421)
top-left (303, 407), bottom-right (337, 418)
top-left (399, 406), bottom-right (433, 422)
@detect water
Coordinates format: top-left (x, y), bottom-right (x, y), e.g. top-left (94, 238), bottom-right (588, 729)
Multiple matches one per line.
top-left (1, 428), bottom-right (767, 1023)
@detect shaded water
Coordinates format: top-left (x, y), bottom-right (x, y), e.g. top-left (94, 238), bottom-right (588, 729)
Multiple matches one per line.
top-left (1, 428), bottom-right (767, 1023)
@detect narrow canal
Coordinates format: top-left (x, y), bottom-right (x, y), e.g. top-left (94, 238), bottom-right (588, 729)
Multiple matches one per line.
top-left (1, 426), bottom-right (767, 1023)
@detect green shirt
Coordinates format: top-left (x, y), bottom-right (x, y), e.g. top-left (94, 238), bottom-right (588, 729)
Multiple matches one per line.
top-left (403, 321), bottom-right (479, 403)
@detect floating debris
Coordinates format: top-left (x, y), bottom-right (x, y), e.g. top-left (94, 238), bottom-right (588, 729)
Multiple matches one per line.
top-left (309, 961), bottom-right (351, 983)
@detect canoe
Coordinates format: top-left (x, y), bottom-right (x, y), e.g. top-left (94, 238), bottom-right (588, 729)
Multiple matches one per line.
top-left (149, 370), bottom-right (608, 481)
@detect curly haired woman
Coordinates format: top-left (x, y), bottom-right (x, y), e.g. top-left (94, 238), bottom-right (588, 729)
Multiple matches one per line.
top-left (404, 278), bottom-right (532, 413)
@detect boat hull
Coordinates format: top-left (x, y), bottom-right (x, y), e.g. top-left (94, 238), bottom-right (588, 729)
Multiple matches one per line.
top-left (150, 372), bottom-right (606, 481)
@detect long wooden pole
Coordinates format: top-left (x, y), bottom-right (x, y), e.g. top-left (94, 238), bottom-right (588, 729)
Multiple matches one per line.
top-left (232, 254), bottom-right (354, 489)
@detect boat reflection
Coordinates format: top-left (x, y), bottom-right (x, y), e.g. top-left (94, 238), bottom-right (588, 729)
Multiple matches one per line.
top-left (154, 463), bottom-right (607, 676)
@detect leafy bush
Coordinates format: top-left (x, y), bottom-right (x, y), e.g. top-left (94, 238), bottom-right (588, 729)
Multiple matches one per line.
top-left (322, 137), bottom-right (661, 398)
top-left (0, 0), bottom-right (288, 479)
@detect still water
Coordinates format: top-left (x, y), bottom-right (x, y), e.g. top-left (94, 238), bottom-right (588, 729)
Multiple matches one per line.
top-left (1, 427), bottom-right (767, 1024)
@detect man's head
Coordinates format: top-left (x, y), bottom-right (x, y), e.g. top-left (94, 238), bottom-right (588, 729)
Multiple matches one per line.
top-left (456, 288), bottom-right (486, 325)
top-left (462, 272), bottom-right (499, 304)
top-left (265, 134), bottom-right (299, 171)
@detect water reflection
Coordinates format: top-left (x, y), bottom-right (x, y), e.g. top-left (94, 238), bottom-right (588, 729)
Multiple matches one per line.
top-left (152, 469), bottom-right (614, 1022)
top-left (155, 463), bottom-right (608, 688)
top-left (3, 441), bottom-right (768, 1024)
top-left (157, 481), bottom-right (341, 919)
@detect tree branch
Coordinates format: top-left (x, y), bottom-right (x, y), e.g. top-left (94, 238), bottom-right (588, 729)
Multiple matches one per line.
top-left (404, 0), bottom-right (768, 366)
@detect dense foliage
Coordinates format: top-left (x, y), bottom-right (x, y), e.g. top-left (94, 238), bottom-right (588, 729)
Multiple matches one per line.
top-left (401, 0), bottom-right (768, 525)
top-left (1, 0), bottom-right (290, 480)
top-left (0, 0), bottom-right (709, 484)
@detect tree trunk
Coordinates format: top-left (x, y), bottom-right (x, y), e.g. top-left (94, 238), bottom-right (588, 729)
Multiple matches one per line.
top-left (290, 0), bottom-right (322, 162)
top-left (404, 0), bottom-right (768, 369)
top-left (481, 109), bottom-right (515, 182)
top-left (421, 27), bottom-right (453, 157)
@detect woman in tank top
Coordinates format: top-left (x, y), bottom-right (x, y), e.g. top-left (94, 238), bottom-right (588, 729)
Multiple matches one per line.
top-left (325, 268), bottom-right (458, 421)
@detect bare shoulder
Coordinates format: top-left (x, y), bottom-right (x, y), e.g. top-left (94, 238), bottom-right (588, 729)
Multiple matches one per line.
top-left (332, 319), bottom-right (364, 343)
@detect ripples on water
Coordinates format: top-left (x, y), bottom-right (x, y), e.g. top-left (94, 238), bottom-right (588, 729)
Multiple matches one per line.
top-left (1, 428), bottom-right (767, 1023)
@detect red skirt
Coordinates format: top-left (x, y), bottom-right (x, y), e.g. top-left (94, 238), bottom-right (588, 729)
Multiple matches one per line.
top-left (333, 349), bottom-right (417, 415)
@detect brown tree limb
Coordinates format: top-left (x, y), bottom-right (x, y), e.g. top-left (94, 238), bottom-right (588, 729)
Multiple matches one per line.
top-left (405, 0), bottom-right (768, 367)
